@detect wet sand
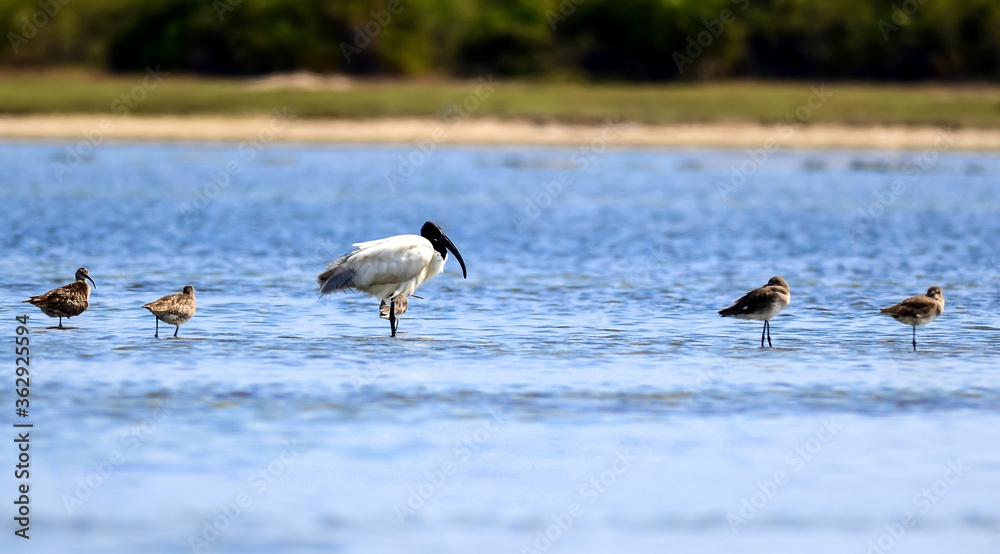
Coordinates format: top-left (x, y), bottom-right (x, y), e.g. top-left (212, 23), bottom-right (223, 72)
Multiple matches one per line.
top-left (1, 114), bottom-right (997, 150)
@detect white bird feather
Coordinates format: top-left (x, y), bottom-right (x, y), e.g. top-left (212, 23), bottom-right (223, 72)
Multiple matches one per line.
top-left (319, 235), bottom-right (444, 300)
top-left (316, 221), bottom-right (467, 337)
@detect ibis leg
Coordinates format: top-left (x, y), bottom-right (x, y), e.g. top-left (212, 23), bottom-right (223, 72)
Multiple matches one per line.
top-left (58, 317), bottom-right (63, 329)
top-left (389, 296), bottom-right (397, 337)
top-left (174, 325), bottom-right (179, 338)
top-left (154, 318), bottom-right (159, 339)
top-left (760, 321), bottom-right (766, 348)
top-left (766, 320), bottom-right (773, 348)
top-left (912, 326), bottom-right (917, 352)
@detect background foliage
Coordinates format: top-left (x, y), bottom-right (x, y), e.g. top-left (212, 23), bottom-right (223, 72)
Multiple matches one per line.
top-left (1, 0), bottom-right (998, 80)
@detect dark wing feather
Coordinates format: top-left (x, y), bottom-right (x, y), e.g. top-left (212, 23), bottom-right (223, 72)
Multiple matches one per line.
top-left (23, 281), bottom-right (90, 316)
top-left (719, 290), bottom-right (760, 316)
top-left (317, 255), bottom-right (359, 295)
top-left (880, 295), bottom-right (940, 319)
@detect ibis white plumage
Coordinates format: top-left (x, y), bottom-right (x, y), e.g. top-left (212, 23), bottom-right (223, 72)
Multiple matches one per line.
top-left (317, 221), bottom-right (468, 336)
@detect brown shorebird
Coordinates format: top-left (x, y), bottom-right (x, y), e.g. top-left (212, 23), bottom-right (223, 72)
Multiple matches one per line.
top-left (379, 294), bottom-right (422, 320)
top-left (880, 286), bottom-right (944, 351)
top-left (142, 285), bottom-right (197, 338)
top-left (23, 267), bottom-right (96, 328)
top-left (719, 276), bottom-right (791, 347)
top-left (379, 295), bottom-right (408, 321)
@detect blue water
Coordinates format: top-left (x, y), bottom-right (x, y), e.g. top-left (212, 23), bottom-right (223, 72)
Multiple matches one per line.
top-left (1, 141), bottom-right (999, 553)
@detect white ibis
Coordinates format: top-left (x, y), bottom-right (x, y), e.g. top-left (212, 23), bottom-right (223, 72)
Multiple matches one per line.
top-left (880, 286), bottom-right (944, 351)
top-left (23, 267), bottom-right (96, 328)
top-left (142, 285), bottom-right (197, 338)
top-left (718, 276), bottom-right (790, 347)
top-left (317, 221), bottom-right (467, 336)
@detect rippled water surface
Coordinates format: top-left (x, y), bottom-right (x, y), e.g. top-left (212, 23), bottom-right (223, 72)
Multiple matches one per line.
top-left (2, 142), bottom-right (999, 553)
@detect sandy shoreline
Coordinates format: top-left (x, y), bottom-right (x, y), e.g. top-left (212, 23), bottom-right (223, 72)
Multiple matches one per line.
top-left (1, 115), bottom-right (998, 150)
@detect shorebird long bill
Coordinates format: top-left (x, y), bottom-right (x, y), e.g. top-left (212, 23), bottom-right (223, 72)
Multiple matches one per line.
top-left (22, 267), bottom-right (95, 329)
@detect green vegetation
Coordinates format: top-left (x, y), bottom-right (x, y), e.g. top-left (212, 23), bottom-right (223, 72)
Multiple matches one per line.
top-left (2, 71), bottom-right (999, 127)
top-left (0, 0), bottom-right (998, 80)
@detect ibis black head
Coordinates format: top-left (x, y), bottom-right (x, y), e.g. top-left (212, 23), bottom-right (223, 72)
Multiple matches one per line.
top-left (421, 221), bottom-right (467, 278)
top-left (75, 267), bottom-right (96, 289)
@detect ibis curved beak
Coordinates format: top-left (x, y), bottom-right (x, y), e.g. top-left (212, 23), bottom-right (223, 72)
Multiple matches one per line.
top-left (86, 275), bottom-right (96, 289)
top-left (422, 221), bottom-right (467, 279)
top-left (441, 232), bottom-right (467, 279)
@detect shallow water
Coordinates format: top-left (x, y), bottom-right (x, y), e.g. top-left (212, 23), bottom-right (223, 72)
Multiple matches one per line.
top-left (1, 141), bottom-right (999, 553)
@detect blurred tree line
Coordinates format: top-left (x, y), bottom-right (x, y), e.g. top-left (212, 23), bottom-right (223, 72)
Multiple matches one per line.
top-left (1, 0), bottom-right (997, 80)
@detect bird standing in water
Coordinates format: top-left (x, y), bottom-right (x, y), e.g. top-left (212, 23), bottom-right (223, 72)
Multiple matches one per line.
top-left (318, 221), bottom-right (467, 337)
top-left (23, 267), bottom-right (96, 328)
top-left (880, 286), bottom-right (944, 351)
top-left (719, 276), bottom-right (791, 348)
top-left (142, 285), bottom-right (197, 338)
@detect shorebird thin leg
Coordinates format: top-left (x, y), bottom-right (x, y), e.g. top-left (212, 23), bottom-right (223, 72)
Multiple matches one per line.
top-left (58, 317), bottom-right (63, 329)
top-left (389, 296), bottom-right (398, 337)
top-left (174, 325), bottom-right (180, 338)
top-left (912, 326), bottom-right (917, 352)
top-left (766, 320), bottom-right (773, 348)
top-left (154, 318), bottom-right (159, 339)
top-left (760, 321), bottom-right (766, 348)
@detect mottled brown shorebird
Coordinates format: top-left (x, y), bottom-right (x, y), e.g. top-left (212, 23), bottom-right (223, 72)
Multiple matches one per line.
top-left (378, 294), bottom-right (422, 321)
top-left (142, 285), bottom-right (197, 338)
top-left (719, 276), bottom-right (791, 348)
top-left (880, 286), bottom-right (944, 351)
top-left (379, 295), bottom-right (408, 321)
top-left (23, 267), bottom-right (96, 328)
